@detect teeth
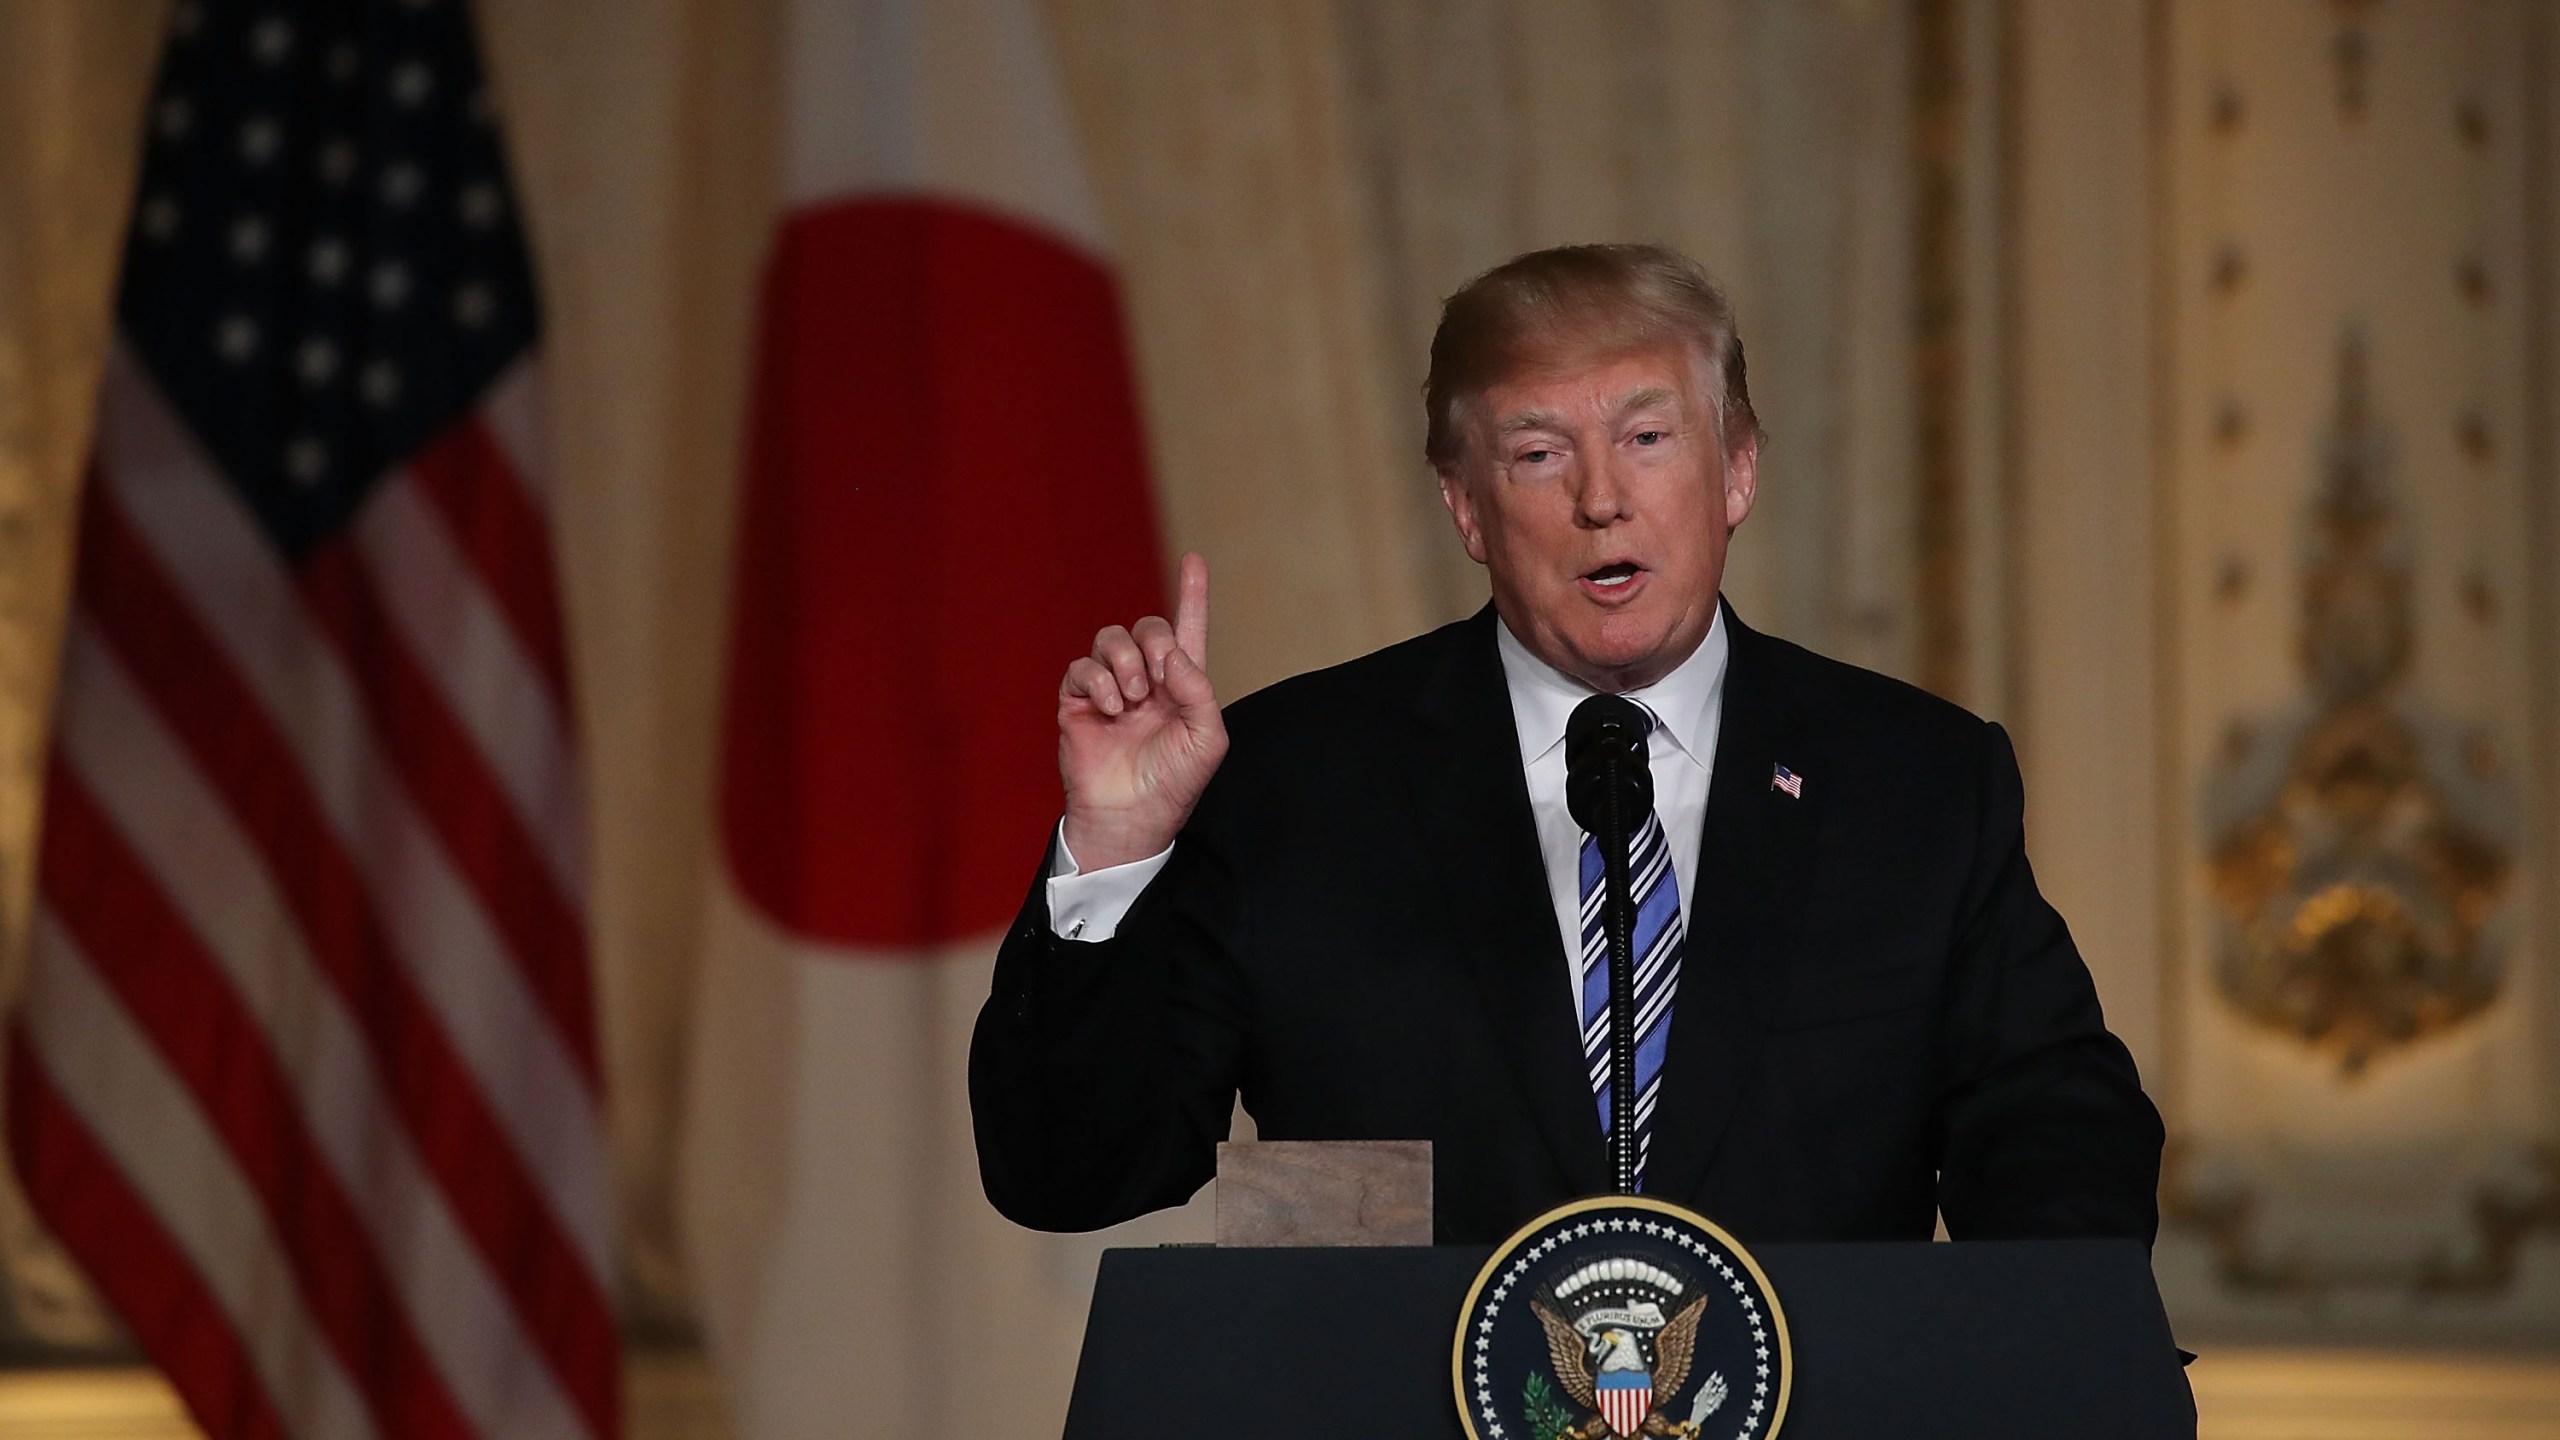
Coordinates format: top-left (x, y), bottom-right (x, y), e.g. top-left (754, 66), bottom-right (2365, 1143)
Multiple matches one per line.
top-left (1592, 572), bottom-right (1632, 587)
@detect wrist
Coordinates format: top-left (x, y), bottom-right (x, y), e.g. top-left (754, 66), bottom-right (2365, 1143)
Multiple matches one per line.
top-left (1060, 809), bottom-right (1177, 873)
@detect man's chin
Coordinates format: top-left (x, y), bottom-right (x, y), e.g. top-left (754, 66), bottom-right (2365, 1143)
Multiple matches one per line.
top-left (1556, 628), bottom-right (1681, 691)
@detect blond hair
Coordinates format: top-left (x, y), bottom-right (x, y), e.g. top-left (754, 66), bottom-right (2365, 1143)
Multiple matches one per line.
top-left (1423, 243), bottom-right (1762, 469)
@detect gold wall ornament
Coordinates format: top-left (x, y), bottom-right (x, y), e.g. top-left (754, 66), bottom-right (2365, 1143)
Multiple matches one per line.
top-left (2327, 0), bottom-right (2380, 123)
top-left (2203, 333), bottom-right (2513, 1076)
top-left (2162, 1140), bottom-right (2560, 1298)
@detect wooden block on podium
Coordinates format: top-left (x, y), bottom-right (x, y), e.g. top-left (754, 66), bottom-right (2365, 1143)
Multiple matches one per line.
top-left (1215, 1140), bottom-right (1432, 1247)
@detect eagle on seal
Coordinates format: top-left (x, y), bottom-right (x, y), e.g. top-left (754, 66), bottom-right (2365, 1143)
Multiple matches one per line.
top-left (1528, 1295), bottom-right (1710, 1439)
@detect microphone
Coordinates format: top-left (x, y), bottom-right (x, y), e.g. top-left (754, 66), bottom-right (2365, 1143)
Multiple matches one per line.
top-left (1565, 694), bottom-right (1652, 1195)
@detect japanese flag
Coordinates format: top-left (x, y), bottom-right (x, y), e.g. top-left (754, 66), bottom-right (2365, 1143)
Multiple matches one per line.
top-left (679, 0), bottom-right (1184, 1433)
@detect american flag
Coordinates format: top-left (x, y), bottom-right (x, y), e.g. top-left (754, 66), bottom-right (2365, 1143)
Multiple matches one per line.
top-left (5, 4), bottom-right (618, 1440)
top-left (1770, 764), bottom-right (1804, 799)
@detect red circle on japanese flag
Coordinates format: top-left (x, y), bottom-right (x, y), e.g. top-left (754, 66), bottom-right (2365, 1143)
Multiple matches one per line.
top-left (719, 197), bottom-right (1165, 949)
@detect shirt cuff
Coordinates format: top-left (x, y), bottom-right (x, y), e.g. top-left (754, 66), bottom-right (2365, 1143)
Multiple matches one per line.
top-left (1045, 820), bottom-right (1175, 943)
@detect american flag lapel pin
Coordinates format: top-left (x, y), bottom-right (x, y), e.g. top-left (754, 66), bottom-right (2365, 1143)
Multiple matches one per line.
top-left (1771, 764), bottom-right (1805, 799)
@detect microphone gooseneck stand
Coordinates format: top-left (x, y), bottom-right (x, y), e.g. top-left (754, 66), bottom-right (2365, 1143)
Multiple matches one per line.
top-left (1565, 695), bottom-right (1654, 1196)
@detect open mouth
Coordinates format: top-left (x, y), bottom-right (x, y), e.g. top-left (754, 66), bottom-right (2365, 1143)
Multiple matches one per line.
top-left (1584, 561), bottom-right (1642, 590)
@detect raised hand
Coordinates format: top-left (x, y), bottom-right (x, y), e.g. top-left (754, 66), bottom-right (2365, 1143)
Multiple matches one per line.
top-left (1057, 552), bottom-right (1228, 871)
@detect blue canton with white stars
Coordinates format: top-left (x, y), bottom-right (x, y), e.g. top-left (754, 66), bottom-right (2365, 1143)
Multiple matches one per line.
top-left (120, 0), bottom-right (538, 557)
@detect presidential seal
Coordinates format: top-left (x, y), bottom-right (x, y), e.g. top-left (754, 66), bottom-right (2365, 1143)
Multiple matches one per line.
top-left (1454, 1197), bottom-right (1790, 1440)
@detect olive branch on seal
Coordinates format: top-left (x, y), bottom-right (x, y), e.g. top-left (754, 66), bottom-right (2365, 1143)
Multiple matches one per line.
top-left (1521, 1371), bottom-right (1580, 1440)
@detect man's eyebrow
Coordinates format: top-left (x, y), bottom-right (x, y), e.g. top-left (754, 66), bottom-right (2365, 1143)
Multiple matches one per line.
top-left (1493, 388), bottom-right (1685, 436)
top-left (1612, 386), bottom-right (1681, 417)
top-left (1496, 409), bottom-right (1566, 435)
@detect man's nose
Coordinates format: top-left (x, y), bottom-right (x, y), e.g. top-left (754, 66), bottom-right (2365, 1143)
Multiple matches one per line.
top-left (1573, 453), bottom-right (1631, 527)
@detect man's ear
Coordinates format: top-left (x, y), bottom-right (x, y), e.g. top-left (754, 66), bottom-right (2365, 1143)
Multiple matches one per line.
top-left (1438, 466), bottom-right (1491, 565)
top-left (1721, 438), bottom-right (1759, 530)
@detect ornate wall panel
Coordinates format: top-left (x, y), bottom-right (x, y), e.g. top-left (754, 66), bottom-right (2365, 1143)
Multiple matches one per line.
top-left (2151, 0), bottom-right (2560, 1344)
top-left (2010, 0), bottom-right (2171, 1076)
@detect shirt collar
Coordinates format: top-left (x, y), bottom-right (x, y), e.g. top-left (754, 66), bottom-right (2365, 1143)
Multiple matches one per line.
top-left (1494, 604), bottom-right (1729, 769)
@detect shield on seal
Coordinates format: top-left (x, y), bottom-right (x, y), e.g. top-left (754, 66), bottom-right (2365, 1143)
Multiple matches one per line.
top-left (1596, 1371), bottom-right (1651, 1438)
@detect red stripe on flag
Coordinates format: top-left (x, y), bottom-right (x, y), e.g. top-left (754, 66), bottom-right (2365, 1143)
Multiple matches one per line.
top-left (721, 197), bottom-right (1164, 947)
top-left (295, 537), bottom-right (598, 1083)
top-left (7, 1035), bottom-right (293, 1440)
top-left (37, 765), bottom-right (479, 1440)
top-left (405, 416), bottom-right (576, 708)
top-left (71, 483), bottom-right (622, 1440)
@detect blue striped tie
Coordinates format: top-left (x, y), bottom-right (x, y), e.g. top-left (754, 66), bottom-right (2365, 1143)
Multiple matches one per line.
top-left (1576, 710), bottom-right (1683, 1190)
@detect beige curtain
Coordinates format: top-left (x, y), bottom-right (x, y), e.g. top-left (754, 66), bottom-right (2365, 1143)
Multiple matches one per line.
top-left (1333, 0), bottom-right (1925, 678)
top-left (0, 0), bottom-right (167, 1348)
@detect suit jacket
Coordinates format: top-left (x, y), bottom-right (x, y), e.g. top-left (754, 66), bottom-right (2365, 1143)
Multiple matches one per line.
top-left (970, 603), bottom-right (2163, 1245)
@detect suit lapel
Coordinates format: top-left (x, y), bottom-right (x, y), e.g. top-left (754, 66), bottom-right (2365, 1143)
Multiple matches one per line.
top-left (1646, 603), bottom-right (1820, 1206)
top-left (1404, 608), bottom-right (1611, 1198)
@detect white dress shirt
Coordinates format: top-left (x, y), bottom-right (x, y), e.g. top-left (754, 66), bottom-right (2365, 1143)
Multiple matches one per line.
top-left (1497, 612), bottom-right (1726, 1005)
top-left (1048, 611), bottom-right (1731, 1007)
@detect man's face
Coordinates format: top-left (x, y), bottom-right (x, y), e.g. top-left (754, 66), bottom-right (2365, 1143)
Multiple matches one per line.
top-left (1437, 341), bottom-right (1757, 692)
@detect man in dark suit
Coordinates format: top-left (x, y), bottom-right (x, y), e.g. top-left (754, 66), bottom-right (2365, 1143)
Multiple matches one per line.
top-left (970, 244), bottom-right (2162, 1246)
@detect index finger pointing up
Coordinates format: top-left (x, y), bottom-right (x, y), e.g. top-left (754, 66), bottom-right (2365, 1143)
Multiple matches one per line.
top-left (1173, 551), bottom-right (1210, 669)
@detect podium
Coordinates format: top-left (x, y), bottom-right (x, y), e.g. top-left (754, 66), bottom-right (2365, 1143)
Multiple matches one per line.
top-left (1065, 1239), bottom-right (2193, 1439)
